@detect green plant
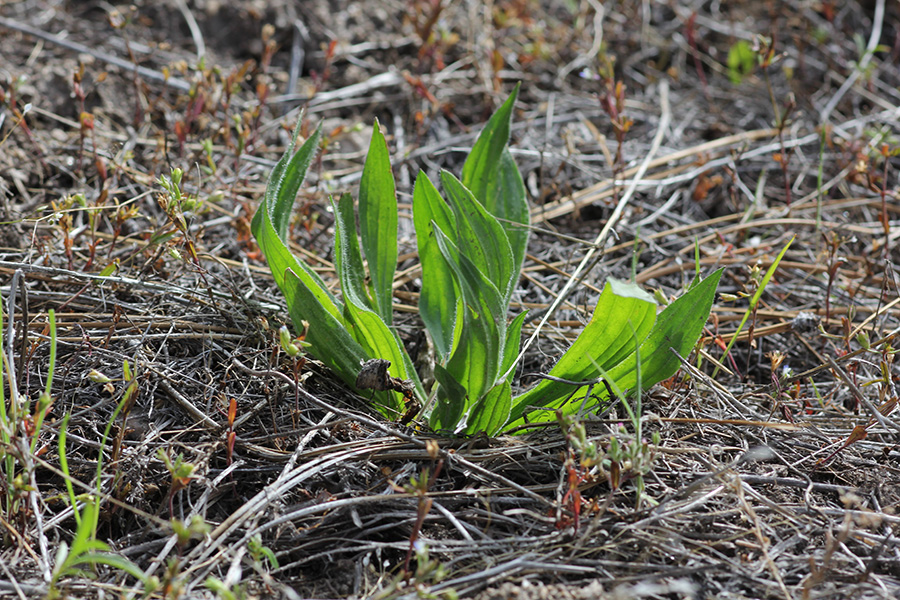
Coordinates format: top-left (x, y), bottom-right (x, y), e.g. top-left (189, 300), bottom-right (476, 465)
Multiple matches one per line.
top-left (159, 449), bottom-right (198, 518)
top-left (248, 533), bottom-right (279, 570)
top-left (206, 576), bottom-right (244, 600)
top-left (48, 500), bottom-right (154, 599)
top-left (505, 274), bottom-right (720, 429)
top-left (727, 39), bottom-right (756, 84)
top-left (252, 85), bottom-right (721, 435)
top-left (50, 368), bottom-right (152, 598)
top-left (1, 305), bottom-right (61, 527)
top-left (0, 303), bottom-right (152, 596)
top-left (712, 237), bottom-right (793, 378)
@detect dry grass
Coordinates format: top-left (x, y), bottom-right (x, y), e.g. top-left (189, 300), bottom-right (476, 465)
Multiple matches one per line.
top-left (2, 1), bottom-right (900, 598)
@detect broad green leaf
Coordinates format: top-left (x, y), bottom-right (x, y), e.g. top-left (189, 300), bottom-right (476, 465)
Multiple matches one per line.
top-left (442, 319), bottom-right (493, 424)
top-left (269, 123), bottom-right (322, 240)
top-left (331, 192), bottom-right (372, 312)
top-left (431, 363), bottom-right (468, 432)
top-left (495, 148), bottom-right (529, 273)
top-left (507, 279), bottom-right (657, 423)
top-left (359, 119), bottom-right (398, 324)
top-left (461, 84), bottom-right (529, 274)
top-left (342, 307), bottom-right (415, 414)
top-left (433, 225), bottom-right (504, 407)
top-left (432, 224), bottom-right (506, 343)
top-left (285, 268), bottom-right (413, 416)
top-left (441, 171), bottom-right (515, 302)
top-left (251, 124), bottom-right (343, 322)
top-left (602, 268), bottom-right (723, 393)
top-left (332, 190), bottom-right (425, 411)
top-left (505, 269), bottom-right (722, 429)
top-left (577, 279), bottom-right (658, 371)
top-left (413, 171), bottom-right (460, 360)
top-left (462, 83), bottom-right (519, 207)
top-left (465, 381), bottom-right (511, 436)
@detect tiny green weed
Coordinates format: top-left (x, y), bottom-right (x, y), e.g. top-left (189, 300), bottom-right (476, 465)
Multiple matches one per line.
top-left (0, 299), bottom-right (150, 597)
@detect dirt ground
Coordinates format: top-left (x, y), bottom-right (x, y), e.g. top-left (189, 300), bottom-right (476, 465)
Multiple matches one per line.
top-left (2, 0), bottom-right (900, 598)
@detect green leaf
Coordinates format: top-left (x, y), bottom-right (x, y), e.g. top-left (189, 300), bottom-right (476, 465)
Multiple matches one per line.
top-left (727, 40), bottom-right (756, 85)
top-left (431, 363), bottom-right (468, 432)
top-left (441, 171), bottom-right (515, 301)
top-left (330, 191), bottom-right (424, 411)
top-left (461, 83), bottom-right (529, 276)
top-left (251, 124), bottom-right (344, 323)
top-left (465, 381), bottom-right (511, 436)
top-left (282, 270), bottom-right (369, 390)
top-left (342, 308), bottom-right (414, 414)
top-left (359, 119), bottom-right (398, 324)
top-left (331, 192), bottom-right (373, 312)
top-left (505, 270), bottom-right (722, 428)
top-left (501, 311), bottom-right (528, 385)
top-left (507, 278), bottom-right (657, 423)
top-left (78, 553), bottom-right (149, 584)
top-left (441, 319), bottom-right (493, 427)
top-left (68, 501), bottom-right (105, 559)
top-left (433, 225), bottom-right (504, 408)
top-left (268, 123), bottom-right (322, 240)
top-left (462, 83), bottom-right (519, 208)
top-left (714, 238), bottom-right (792, 377)
top-left (413, 171), bottom-right (460, 361)
top-left (495, 147), bottom-right (530, 273)
top-left (600, 268), bottom-right (724, 401)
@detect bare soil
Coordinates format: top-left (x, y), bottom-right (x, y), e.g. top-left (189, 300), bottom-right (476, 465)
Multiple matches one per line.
top-left (2, 1), bottom-right (900, 599)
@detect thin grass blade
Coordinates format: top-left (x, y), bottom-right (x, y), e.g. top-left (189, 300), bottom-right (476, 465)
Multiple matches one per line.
top-left (713, 239), bottom-right (792, 377)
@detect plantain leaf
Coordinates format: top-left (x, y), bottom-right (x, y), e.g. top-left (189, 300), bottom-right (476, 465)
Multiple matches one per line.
top-left (282, 270), bottom-right (369, 390)
top-left (268, 123), bottom-right (321, 240)
top-left (433, 225), bottom-right (504, 411)
top-left (599, 268), bottom-right (724, 400)
top-left (441, 171), bottom-right (515, 302)
top-left (359, 119), bottom-right (398, 325)
top-left (431, 363), bottom-right (468, 433)
top-left (333, 193), bottom-right (423, 412)
top-left (331, 192), bottom-right (372, 312)
top-left (494, 147), bottom-right (529, 273)
top-left (501, 311), bottom-right (528, 385)
top-left (251, 123), bottom-right (344, 323)
top-left (413, 171), bottom-right (460, 361)
top-left (505, 270), bottom-right (722, 429)
top-left (507, 278), bottom-right (656, 424)
top-left (465, 381), bottom-right (511, 436)
top-left (343, 307), bottom-right (418, 414)
top-left (462, 83), bottom-right (529, 277)
top-left (462, 83), bottom-right (518, 208)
